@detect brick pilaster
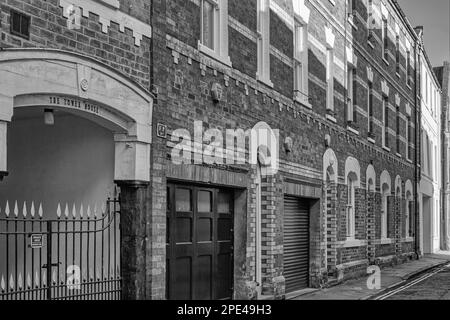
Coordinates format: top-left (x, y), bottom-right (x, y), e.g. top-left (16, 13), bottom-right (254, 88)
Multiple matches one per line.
top-left (367, 191), bottom-right (376, 262)
top-left (325, 181), bottom-right (337, 272)
top-left (117, 181), bottom-right (149, 300)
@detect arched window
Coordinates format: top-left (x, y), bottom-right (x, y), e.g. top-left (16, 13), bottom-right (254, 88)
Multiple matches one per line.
top-left (347, 172), bottom-right (357, 239)
top-left (380, 170), bottom-right (391, 239)
top-left (345, 157), bottom-right (360, 239)
top-left (381, 183), bottom-right (389, 239)
top-left (405, 180), bottom-right (414, 238)
top-left (323, 148), bottom-right (338, 184)
top-left (366, 164), bottom-right (376, 193)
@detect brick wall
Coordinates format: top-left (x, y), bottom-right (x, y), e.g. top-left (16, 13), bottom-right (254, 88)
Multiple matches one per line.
top-left (0, 0), bottom-right (152, 88)
top-left (150, 0), bottom-right (419, 297)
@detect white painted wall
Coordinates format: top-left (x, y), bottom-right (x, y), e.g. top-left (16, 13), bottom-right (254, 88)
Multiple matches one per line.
top-left (0, 111), bottom-right (115, 219)
top-left (419, 53), bottom-right (442, 254)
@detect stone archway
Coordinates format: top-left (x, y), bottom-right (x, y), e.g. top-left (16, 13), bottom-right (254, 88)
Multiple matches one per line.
top-left (0, 48), bottom-right (153, 183)
top-left (0, 48), bottom-right (154, 299)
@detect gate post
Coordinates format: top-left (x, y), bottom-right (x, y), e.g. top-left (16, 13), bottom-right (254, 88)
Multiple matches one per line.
top-left (0, 120), bottom-right (9, 181)
top-left (117, 180), bottom-right (149, 300)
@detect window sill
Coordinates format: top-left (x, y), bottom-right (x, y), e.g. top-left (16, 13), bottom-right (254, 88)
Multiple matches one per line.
top-left (326, 114), bottom-right (337, 123)
top-left (396, 72), bottom-right (401, 79)
top-left (368, 137), bottom-right (376, 144)
top-left (406, 82), bottom-right (412, 90)
top-left (256, 75), bottom-right (274, 88)
top-left (407, 158), bottom-right (413, 164)
top-left (198, 41), bottom-right (232, 68)
top-left (294, 94), bottom-right (312, 109)
top-left (347, 126), bottom-right (359, 135)
top-left (339, 239), bottom-right (367, 248)
top-left (100, 0), bottom-right (120, 9)
top-left (383, 57), bottom-right (390, 66)
top-left (379, 238), bottom-right (394, 245)
top-left (382, 146), bottom-right (390, 152)
top-left (396, 152), bottom-right (402, 158)
top-left (367, 41), bottom-right (375, 49)
top-left (402, 237), bottom-right (414, 243)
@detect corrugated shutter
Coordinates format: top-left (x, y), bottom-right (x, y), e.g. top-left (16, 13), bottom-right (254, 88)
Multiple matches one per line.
top-left (283, 196), bottom-right (310, 293)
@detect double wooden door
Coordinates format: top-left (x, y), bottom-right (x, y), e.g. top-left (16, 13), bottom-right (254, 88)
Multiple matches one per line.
top-left (166, 184), bottom-right (234, 300)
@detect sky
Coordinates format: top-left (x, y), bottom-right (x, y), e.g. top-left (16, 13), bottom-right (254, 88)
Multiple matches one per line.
top-left (397, 0), bottom-right (450, 67)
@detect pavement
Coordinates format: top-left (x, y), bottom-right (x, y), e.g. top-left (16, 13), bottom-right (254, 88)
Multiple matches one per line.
top-left (293, 252), bottom-right (450, 300)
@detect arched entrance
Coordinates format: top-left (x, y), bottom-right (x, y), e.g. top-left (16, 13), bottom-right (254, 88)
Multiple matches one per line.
top-left (0, 49), bottom-right (153, 300)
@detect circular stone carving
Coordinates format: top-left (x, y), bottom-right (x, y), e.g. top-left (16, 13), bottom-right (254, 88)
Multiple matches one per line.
top-left (80, 79), bottom-right (89, 91)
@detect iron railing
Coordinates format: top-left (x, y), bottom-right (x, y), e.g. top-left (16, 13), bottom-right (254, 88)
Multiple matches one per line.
top-left (0, 195), bottom-right (121, 300)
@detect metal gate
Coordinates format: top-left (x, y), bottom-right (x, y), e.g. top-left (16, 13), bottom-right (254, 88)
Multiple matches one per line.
top-left (283, 196), bottom-right (310, 293)
top-left (0, 192), bottom-right (121, 300)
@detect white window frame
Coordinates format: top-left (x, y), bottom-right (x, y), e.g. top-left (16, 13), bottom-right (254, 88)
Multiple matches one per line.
top-left (198, 0), bottom-right (231, 66)
top-left (326, 49), bottom-right (334, 112)
top-left (325, 26), bottom-right (335, 113)
top-left (346, 0), bottom-right (355, 26)
top-left (406, 49), bottom-right (411, 86)
top-left (381, 18), bottom-right (388, 61)
top-left (382, 96), bottom-right (389, 148)
top-left (346, 64), bottom-right (355, 122)
top-left (257, 0), bottom-right (273, 87)
top-left (367, 81), bottom-right (373, 135)
top-left (294, 20), bottom-right (309, 106)
top-left (406, 115), bottom-right (411, 160)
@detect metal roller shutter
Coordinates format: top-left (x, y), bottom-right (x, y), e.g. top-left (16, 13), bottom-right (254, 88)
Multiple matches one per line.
top-left (283, 196), bottom-right (310, 293)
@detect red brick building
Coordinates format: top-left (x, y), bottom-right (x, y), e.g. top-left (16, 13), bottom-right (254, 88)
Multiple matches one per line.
top-left (0, 0), bottom-right (422, 300)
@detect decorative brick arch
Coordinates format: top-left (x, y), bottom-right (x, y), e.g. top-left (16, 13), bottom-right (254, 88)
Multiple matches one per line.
top-left (366, 164), bottom-right (376, 192)
top-left (405, 180), bottom-right (413, 199)
top-left (0, 48), bottom-right (154, 182)
top-left (345, 156), bottom-right (361, 187)
top-left (380, 170), bottom-right (392, 195)
top-left (323, 148), bottom-right (338, 183)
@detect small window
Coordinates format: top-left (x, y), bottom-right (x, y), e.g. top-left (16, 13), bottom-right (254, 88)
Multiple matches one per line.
top-left (176, 188), bottom-right (192, 212)
top-left (10, 10), bottom-right (30, 40)
top-left (406, 115), bottom-right (412, 160)
top-left (346, 66), bottom-right (356, 123)
top-left (406, 50), bottom-right (411, 86)
top-left (197, 190), bottom-right (212, 212)
top-left (396, 105), bottom-right (400, 154)
top-left (382, 96), bottom-right (389, 148)
top-left (326, 49), bottom-right (334, 112)
top-left (198, 0), bottom-right (231, 66)
top-left (294, 21), bottom-right (309, 105)
top-left (367, 82), bottom-right (374, 137)
top-left (201, 0), bottom-right (216, 50)
top-left (382, 19), bottom-right (388, 61)
top-left (395, 35), bottom-right (400, 74)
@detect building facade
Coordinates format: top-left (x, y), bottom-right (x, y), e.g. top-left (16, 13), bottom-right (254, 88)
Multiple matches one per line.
top-left (416, 28), bottom-right (442, 254)
top-left (434, 62), bottom-right (450, 251)
top-left (0, 0), bottom-right (424, 300)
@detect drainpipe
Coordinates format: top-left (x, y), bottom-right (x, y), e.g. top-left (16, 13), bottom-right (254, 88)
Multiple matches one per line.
top-left (414, 41), bottom-right (422, 258)
top-left (441, 104), bottom-right (444, 250)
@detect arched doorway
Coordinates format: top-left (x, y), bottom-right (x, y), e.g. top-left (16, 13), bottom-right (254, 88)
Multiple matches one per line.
top-left (0, 49), bottom-right (153, 300)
